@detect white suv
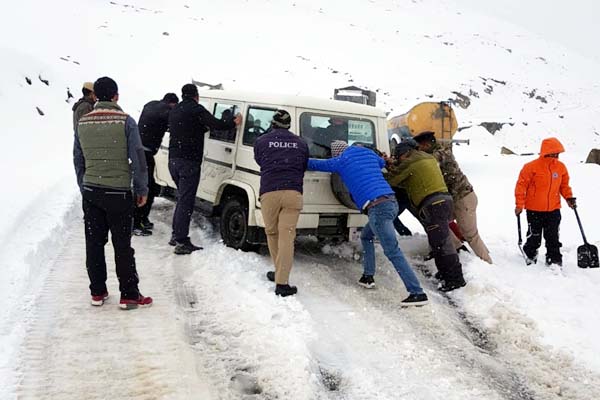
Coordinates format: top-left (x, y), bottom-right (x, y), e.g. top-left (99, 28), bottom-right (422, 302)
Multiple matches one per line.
top-left (154, 90), bottom-right (390, 250)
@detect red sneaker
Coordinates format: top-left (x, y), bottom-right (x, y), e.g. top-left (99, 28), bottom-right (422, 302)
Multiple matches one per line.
top-left (119, 295), bottom-right (153, 310)
top-left (91, 292), bottom-right (109, 306)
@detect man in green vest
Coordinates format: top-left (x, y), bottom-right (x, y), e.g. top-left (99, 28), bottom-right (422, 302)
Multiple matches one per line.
top-left (386, 140), bottom-right (466, 292)
top-left (73, 76), bottom-right (153, 310)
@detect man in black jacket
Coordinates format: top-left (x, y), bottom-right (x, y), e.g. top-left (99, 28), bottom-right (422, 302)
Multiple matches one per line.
top-left (133, 93), bottom-right (179, 236)
top-left (168, 84), bottom-right (241, 254)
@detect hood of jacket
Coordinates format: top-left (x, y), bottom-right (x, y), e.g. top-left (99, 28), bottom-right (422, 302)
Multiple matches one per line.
top-left (539, 137), bottom-right (565, 157)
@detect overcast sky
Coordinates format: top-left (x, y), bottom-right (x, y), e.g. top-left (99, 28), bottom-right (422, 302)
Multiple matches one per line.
top-left (458, 0), bottom-right (600, 62)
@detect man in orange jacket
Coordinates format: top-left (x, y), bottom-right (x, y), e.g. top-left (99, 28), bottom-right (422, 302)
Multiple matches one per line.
top-left (514, 137), bottom-right (576, 266)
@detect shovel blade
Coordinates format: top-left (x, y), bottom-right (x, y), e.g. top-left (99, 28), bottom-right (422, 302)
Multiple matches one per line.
top-left (577, 243), bottom-right (599, 268)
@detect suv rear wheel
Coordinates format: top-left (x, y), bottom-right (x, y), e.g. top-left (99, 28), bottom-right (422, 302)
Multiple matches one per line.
top-left (220, 196), bottom-right (257, 251)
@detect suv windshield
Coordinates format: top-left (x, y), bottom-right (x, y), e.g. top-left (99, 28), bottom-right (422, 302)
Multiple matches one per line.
top-left (299, 113), bottom-right (375, 158)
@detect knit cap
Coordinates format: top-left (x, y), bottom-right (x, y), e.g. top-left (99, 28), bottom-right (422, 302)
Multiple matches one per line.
top-left (331, 140), bottom-right (349, 157)
top-left (271, 109), bottom-right (291, 129)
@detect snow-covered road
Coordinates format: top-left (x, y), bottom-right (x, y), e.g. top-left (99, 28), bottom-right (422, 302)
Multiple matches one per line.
top-left (12, 198), bottom-right (600, 399)
top-left (14, 205), bottom-right (210, 400)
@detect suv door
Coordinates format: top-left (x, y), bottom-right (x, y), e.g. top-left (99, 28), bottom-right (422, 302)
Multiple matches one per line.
top-left (198, 101), bottom-right (242, 202)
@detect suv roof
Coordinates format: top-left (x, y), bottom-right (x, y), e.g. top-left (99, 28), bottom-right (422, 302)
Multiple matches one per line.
top-left (197, 89), bottom-right (388, 118)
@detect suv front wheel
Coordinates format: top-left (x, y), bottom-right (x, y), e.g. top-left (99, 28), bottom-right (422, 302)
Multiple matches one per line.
top-left (220, 196), bottom-right (257, 251)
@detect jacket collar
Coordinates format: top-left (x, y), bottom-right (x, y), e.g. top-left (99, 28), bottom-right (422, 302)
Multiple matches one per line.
top-left (94, 101), bottom-right (123, 112)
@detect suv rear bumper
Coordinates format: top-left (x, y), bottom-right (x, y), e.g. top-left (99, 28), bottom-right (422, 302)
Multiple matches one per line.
top-left (254, 210), bottom-right (367, 229)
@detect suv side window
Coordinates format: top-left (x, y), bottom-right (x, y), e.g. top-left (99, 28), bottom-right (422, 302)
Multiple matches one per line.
top-left (299, 113), bottom-right (376, 158)
top-left (243, 107), bottom-right (278, 146)
top-left (209, 102), bottom-right (238, 142)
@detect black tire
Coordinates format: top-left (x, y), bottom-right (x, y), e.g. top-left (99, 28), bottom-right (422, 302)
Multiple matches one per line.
top-left (220, 197), bottom-right (257, 251)
top-left (331, 173), bottom-right (358, 210)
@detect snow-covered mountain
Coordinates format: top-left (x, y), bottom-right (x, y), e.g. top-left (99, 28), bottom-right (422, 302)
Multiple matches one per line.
top-left (1, 1), bottom-right (600, 399)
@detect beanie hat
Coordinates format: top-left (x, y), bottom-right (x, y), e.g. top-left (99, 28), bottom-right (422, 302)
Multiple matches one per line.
top-left (82, 82), bottom-right (95, 92)
top-left (181, 83), bottom-right (199, 99)
top-left (94, 77), bottom-right (118, 101)
top-left (395, 138), bottom-right (418, 156)
top-left (413, 131), bottom-right (436, 143)
top-left (271, 109), bottom-right (291, 129)
top-left (331, 140), bottom-right (349, 157)
top-left (162, 92), bottom-right (179, 104)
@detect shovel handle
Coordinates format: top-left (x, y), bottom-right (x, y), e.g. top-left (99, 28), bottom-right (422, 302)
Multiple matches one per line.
top-left (573, 207), bottom-right (589, 244)
top-left (517, 214), bottom-right (523, 245)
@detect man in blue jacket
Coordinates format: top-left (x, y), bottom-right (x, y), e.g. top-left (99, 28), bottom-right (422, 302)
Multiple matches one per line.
top-left (254, 110), bottom-right (309, 297)
top-left (308, 140), bottom-right (427, 306)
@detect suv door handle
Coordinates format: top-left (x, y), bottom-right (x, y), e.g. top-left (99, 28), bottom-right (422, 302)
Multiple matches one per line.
top-left (224, 147), bottom-right (232, 153)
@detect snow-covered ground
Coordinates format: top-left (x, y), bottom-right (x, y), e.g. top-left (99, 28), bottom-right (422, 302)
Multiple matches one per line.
top-left (1, 0), bottom-right (600, 399)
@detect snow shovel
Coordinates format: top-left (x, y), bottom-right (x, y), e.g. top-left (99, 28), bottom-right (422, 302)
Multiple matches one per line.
top-left (517, 214), bottom-right (533, 265)
top-left (573, 207), bottom-right (599, 268)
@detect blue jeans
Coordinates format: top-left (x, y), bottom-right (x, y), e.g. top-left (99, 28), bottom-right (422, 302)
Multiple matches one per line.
top-left (361, 200), bottom-right (424, 295)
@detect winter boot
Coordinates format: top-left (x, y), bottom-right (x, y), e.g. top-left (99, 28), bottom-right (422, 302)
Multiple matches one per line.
top-left (174, 240), bottom-right (203, 255)
top-left (545, 255), bottom-right (562, 267)
top-left (141, 217), bottom-right (154, 230)
top-left (457, 245), bottom-right (470, 253)
top-left (358, 274), bottom-right (375, 289)
top-left (275, 284), bottom-right (297, 297)
top-left (400, 293), bottom-right (428, 307)
top-left (133, 225), bottom-right (152, 236)
top-left (119, 294), bottom-right (153, 310)
top-left (266, 271), bottom-right (275, 282)
top-left (91, 292), bottom-right (109, 306)
top-left (438, 279), bottom-right (467, 292)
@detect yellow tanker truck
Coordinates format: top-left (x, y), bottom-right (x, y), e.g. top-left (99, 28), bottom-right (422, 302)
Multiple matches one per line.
top-left (387, 101), bottom-right (459, 151)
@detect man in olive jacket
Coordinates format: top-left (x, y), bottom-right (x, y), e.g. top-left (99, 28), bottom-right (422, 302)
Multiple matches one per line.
top-left (414, 132), bottom-right (492, 264)
top-left (386, 140), bottom-right (466, 292)
top-left (73, 77), bottom-right (152, 310)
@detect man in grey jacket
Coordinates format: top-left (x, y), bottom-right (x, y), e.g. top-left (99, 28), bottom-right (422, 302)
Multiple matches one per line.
top-left (72, 82), bottom-right (96, 131)
top-left (73, 76), bottom-right (152, 310)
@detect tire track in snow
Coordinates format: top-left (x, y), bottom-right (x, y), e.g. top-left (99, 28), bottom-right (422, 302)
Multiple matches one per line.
top-left (15, 215), bottom-right (208, 400)
top-left (149, 202), bottom-right (502, 400)
top-left (294, 241), bottom-right (600, 400)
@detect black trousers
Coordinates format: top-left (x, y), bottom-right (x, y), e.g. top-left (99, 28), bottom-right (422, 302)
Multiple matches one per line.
top-left (82, 187), bottom-right (140, 299)
top-left (418, 193), bottom-right (464, 283)
top-left (523, 209), bottom-right (562, 263)
top-left (168, 158), bottom-right (201, 242)
top-left (133, 151), bottom-right (160, 226)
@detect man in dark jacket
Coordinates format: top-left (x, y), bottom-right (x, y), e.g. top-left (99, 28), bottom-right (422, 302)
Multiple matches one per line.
top-left (254, 110), bottom-right (309, 297)
top-left (133, 93), bottom-right (179, 236)
top-left (168, 83), bottom-right (241, 254)
top-left (73, 76), bottom-right (152, 310)
top-left (387, 140), bottom-right (466, 292)
top-left (308, 140), bottom-right (427, 306)
top-left (72, 82), bottom-right (96, 131)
